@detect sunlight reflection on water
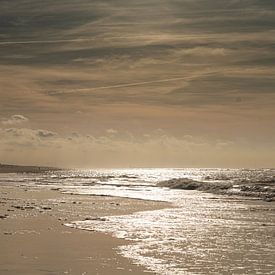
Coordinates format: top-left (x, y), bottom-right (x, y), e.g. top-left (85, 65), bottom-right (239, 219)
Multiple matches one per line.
top-left (68, 192), bottom-right (275, 274)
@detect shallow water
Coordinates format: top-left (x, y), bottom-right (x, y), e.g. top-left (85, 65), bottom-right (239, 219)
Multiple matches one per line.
top-left (1, 168), bottom-right (275, 274)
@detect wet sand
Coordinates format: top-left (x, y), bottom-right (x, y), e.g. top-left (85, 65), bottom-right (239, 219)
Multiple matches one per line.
top-left (0, 185), bottom-right (168, 274)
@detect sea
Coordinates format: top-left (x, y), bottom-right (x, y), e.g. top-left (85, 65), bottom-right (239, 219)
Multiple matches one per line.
top-left (1, 168), bottom-right (274, 274)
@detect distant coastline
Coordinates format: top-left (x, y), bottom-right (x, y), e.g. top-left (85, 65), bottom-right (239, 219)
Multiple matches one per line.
top-left (0, 163), bottom-right (61, 173)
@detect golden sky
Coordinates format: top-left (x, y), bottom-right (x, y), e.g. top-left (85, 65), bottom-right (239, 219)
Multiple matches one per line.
top-left (0, 0), bottom-right (275, 168)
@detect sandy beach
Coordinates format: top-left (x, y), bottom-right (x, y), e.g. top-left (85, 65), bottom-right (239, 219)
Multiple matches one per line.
top-left (0, 181), bottom-right (168, 275)
top-left (1, 166), bottom-right (274, 274)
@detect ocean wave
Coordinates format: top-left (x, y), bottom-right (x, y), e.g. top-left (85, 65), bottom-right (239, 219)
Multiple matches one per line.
top-left (157, 178), bottom-right (275, 201)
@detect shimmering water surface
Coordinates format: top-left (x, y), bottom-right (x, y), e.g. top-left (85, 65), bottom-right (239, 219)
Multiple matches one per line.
top-left (1, 168), bottom-right (275, 274)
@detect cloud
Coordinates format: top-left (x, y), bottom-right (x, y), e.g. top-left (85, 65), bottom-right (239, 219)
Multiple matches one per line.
top-left (1, 115), bottom-right (29, 125)
top-left (167, 73), bottom-right (275, 107)
top-left (36, 129), bottom-right (57, 138)
top-left (106, 128), bottom-right (118, 135)
top-left (0, 0), bottom-right (275, 168)
top-left (176, 47), bottom-right (228, 57)
top-left (1, 128), bottom-right (57, 147)
top-left (0, 126), bottom-right (274, 168)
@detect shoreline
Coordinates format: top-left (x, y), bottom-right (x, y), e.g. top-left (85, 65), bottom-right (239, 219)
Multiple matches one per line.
top-left (0, 184), bottom-right (169, 274)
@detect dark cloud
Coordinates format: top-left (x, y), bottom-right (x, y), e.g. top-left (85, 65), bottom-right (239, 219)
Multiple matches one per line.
top-left (166, 78), bottom-right (275, 107)
top-left (0, 0), bottom-right (105, 40)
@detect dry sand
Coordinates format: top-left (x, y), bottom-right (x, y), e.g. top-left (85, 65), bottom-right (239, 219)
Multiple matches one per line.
top-left (0, 184), bottom-right (168, 274)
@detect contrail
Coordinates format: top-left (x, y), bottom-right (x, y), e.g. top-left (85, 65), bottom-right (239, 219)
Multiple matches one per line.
top-left (47, 73), bottom-right (216, 96)
top-left (0, 38), bottom-right (95, 45)
top-left (48, 77), bottom-right (192, 95)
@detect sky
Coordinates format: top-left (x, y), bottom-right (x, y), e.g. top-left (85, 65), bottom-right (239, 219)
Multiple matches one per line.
top-left (0, 0), bottom-right (275, 168)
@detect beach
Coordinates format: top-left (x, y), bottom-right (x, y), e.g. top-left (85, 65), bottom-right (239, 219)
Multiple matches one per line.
top-left (0, 166), bottom-right (274, 274)
top-left (0, 180), bottom-right (167, 275)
